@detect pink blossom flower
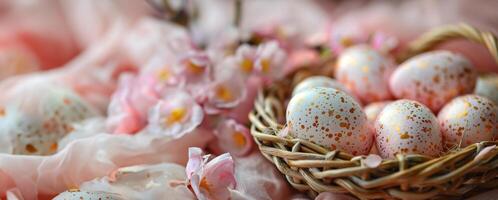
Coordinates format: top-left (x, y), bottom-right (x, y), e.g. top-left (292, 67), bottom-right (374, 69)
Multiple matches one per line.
top-left (225, 76), bottom-right (262, 124)
top-left (329, 27), bottom-right (367, 55)
top-left (146, 88), bottom-right (204, 138)
top-left (329, 24), bottom-right (398, 55)
top-left (140, 47), bottom-right (185, 88)
top-left (254, 41), bottom-right (287, 79)
top-left (186, 147), bottom-right (236, 200)
top-left (233, 44), bottom-right (257, 76)
top-left (212, 119), bottom-right (253, 157)
top-left (177, 50), bottom-right (213, 86)
top-left (251, 23), bottom-right (300, 50)
top-left (202, 61), bottom-right (247, 114)
top-left (106, 74), bottom-right (160, 134)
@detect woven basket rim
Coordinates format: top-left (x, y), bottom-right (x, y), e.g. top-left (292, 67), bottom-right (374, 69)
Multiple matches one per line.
top-left (249, 23), bottom-right (498, 199)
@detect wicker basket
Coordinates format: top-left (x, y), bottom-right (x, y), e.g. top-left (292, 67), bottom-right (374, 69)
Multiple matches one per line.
top-left (249, 24), bottom-right (498, 200)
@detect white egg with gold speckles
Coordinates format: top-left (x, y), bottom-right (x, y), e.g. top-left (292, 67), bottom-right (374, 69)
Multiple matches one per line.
top-left (375, 100), bottom-right (443, 158)
top-left (286, 87), bottom-right (372, 155)
top-left (390, 51), bottom-right (477, 112)
top-left (0, 81), bottom-right (97, 155)
top-left (438, 95), bottom-right (497, 147)
top-left (53, 189), bottom-right (125, 200)
top-left (335, 45), bottom-right (396, 104)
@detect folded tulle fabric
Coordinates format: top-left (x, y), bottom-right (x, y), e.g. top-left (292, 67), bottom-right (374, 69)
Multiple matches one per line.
top-left (50, 150), bottom-right (293, 200)
top-left (0, 121), bottom-right (214, 199)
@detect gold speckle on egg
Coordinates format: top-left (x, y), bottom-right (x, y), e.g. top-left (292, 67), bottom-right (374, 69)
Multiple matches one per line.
top-left (50, 142), bottom-right (58, 152)
top-left (456, 101), bottom-right (471, 118)
top-left (25, 144), bottom-right (38, 153)
top-left (361, 65), bottom-right (370, 73)
top-left (418, 60), bottom-right (429, 68)
top-left (0, 107), bottom-right (5, 117)
top-left (63, 98), bottom-right (72, 105)
top-left (400, 132), bottom-right (410, 139)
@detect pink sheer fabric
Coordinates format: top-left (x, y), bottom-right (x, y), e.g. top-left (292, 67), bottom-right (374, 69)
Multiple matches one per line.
top-left (0, 1), bottom-right (497, 200)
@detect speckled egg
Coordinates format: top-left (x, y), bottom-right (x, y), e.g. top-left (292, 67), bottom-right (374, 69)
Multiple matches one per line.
top-left (438, 95), bottom-right (497, 147)
top-left (375, 100), bottom-right (443, 158)
top-left (390, 51), bottom-right (477, 112)
top-left (286, 87), bottom-right (372, 155)
top-left (292, 76), bottom-right (352, 97)
top-left (0, 83), bottom-right (97, 155)
top-left (53, 189), bottom-right (125, 200)
top-left (364, 101), bottom-right (392, 133)
top-left (335, 45), bottom-right (396, 104)
top-left (474, 73), bottom-right (498, 105)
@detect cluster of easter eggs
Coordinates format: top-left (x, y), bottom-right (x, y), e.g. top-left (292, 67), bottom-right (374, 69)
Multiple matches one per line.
top-left (286, 45), bottom-right (498, 158)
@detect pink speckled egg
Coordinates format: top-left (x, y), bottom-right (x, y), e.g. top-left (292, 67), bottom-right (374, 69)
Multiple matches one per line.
top-left (390, 51), bottom-right (477, 112)
top-left (335, 45), bottom-right (396, 104)
top-left (438, 95), bottom-right (497, 147)
top-left (286, 87), bottom-right (372, 155)
top-left (375, 100), bottom-right (443, 158)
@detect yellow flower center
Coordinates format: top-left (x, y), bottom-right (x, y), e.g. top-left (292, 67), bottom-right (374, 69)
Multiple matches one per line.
top-left (340, 37), bottom-right (353, 47)
top-left (232, 131), bottom-right (246, 147)
top-left (157, 68), bottom-right (170, 81)
top-left (166, 107), bottom-right (187, 125)
top-left (260, 59), bottom-right (271, 73)
top-left (240, 58), bottom-right (253, 73)
top-left (216, 85), bottom-right (233, 102)
top-left (187, 61), bottom-right (205, 74)
top-left (199, 177), bottom-right (212, 195)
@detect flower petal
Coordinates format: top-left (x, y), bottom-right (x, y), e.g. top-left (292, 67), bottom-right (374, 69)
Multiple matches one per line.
top-left (254, 41), bottom-right (287, 79)
top-left (475, 145), bottom-right (497, 161)
top-left (364, 154), bottom-right (382, 168)
top-left (200, 153), bottom-right (236, 200)
top-left (203, 61), bottom-right (248, 113)
top-left (214, 119), bottom-right (253, 157)
top-left (177, 50), bottom-right (213, 86)
top-left (278, 126), bottom-right (290, 138)
top-left (225, 76), bottom-right (262, 124)
top-left (186, 147), bottom-right (204, 180)
top-left (234, 44), bottom-right (257, 75)
top-left (107, 74), bottom-right (159, 134)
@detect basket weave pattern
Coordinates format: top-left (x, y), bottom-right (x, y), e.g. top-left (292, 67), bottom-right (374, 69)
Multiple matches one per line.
top-left (249, 24), bottom-right (498, 199)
